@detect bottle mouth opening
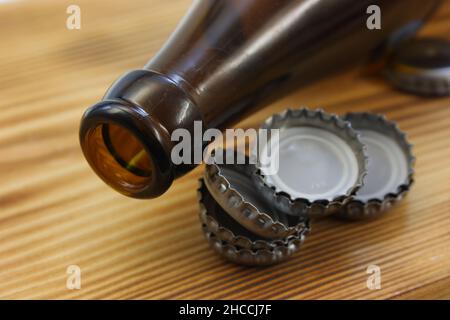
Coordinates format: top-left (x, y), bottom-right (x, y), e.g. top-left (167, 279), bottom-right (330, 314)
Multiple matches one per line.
top-left (102, 123), bottom-right (153, 178)
top-left (82, 123), bottom-right (155, 196)
top-left (79, 100), bottom-right (174, 199)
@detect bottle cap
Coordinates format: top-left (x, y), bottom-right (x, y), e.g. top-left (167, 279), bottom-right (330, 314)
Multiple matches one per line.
top-left (384, 38), bottom-right (450, 96)
top-left (253, 108), bottom-right (368, 217)
top-left (337, 112), bottom-right (415, 220)
top-left (203, 151), bottom-right (305, 239)
top-left (198, 179), bottom-right (310, 266)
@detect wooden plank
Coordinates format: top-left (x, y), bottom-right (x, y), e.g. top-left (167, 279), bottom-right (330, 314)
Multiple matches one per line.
top-left (0, 0), bottom-right (449, 299)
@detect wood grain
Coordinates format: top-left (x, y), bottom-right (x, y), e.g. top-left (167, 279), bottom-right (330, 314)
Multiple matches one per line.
top-left (0, 0), bottom-right (449, 300)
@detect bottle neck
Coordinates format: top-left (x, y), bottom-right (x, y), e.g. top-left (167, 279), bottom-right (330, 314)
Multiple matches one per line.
top-left (80, 70), bottom-right (203, 198)
top-left (145, 0), bottom-right (441, 127)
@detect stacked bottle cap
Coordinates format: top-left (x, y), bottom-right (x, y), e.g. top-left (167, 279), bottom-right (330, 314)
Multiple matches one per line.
top-left (198, 179), bottom-right (310, 266)
top-left (198, 108), bottom-right (414, 266)
top-left (203, 158), bottom-right (304, 239)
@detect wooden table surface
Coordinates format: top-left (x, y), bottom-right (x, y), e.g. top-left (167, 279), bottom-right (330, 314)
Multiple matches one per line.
top-left (0, 0), bottom-right (449, 300)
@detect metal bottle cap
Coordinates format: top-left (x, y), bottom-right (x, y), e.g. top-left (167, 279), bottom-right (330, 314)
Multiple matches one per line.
top-left (203, 151), bottom-right (306, 239)
top-left (198, 179), bottom-right (310, 266)
top-left (384, 38), bottom-right (450, 96)
top-left (253, 108), bottom-right (368, 217)
top-left (337, 112), bottom-right (415, 220)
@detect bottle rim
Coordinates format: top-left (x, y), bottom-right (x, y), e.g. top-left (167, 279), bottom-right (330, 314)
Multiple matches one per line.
top-left (79, 99), bottom-right (174, 199)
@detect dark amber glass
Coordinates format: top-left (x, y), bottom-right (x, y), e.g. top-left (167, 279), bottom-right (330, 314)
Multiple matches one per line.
top-left (83, 123), bottom-right (154, 196)
top-left (80, 0), bottom-right (441, 199)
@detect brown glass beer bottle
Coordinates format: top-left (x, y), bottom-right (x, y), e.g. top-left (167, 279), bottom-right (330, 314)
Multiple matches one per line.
top-left (79, 0), bottom-right (441, 199)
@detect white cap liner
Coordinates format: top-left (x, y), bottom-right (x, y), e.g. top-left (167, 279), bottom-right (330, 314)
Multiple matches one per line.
top-left (356, 130), bottom-right (408, 202)
top-left (260, 127), bottom-right (359, 201)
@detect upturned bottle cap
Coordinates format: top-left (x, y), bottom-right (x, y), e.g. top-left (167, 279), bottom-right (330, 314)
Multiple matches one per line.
top-left (384, 38), bottom-right (450, 96)
top-left (336, 113), bottom-right (415, 220)
top-left (252, 108), bottom-right (368, 217)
